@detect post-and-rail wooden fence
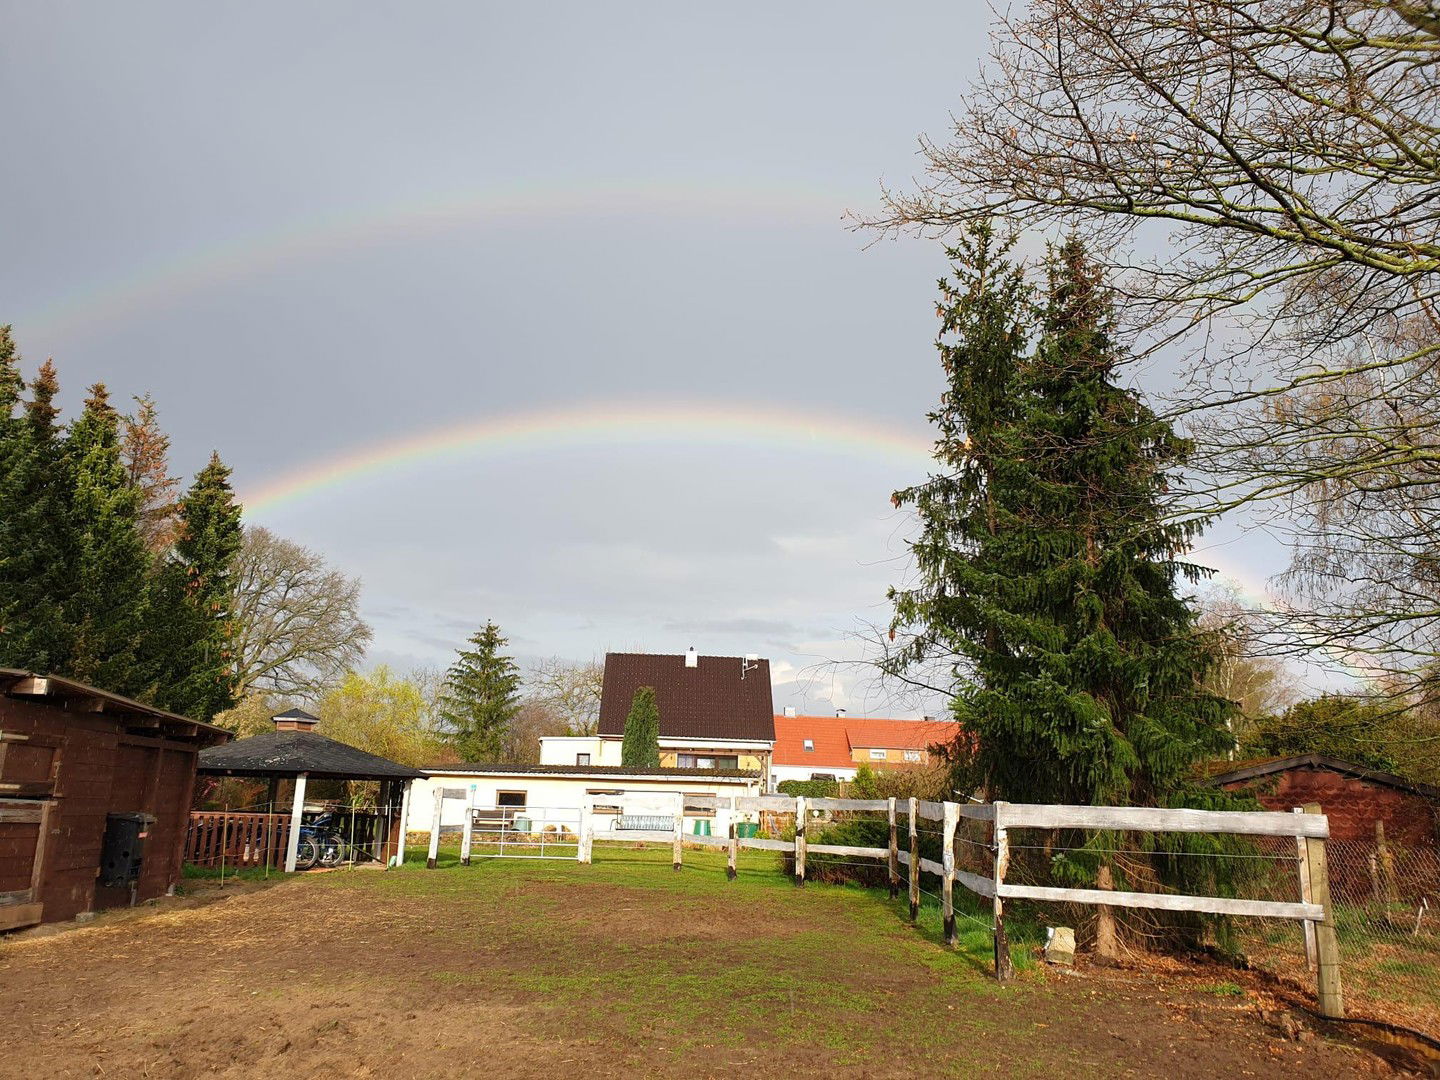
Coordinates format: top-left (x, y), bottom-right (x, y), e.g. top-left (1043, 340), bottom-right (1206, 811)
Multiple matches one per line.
top-left (184, 809), bottom-right (387, 870)
top-left (563, 792), bottom-right (1344, 1018)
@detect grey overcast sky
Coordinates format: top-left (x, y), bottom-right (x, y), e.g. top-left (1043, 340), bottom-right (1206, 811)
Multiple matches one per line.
top-left (0, 2), bottom-right (1299, 712)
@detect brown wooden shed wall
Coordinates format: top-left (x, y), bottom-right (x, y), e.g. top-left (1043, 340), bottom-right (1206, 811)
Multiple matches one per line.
top-left (1220, 765), bottom-right (1439, 846)
top-left (1, 696), bottom-right (202, 924)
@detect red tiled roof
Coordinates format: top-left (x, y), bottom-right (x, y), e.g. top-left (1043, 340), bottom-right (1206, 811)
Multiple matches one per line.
top-left (773, 714), bottom-right (853, 768)
top-left (597, 653), bottom-right (775, 742)
top-left (771, 714), bottom-right (962, 767)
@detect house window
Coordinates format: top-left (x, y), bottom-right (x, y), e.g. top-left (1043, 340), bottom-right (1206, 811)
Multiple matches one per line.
top-left (683, 793), bottom-right (716, 818)
top-left (576, 753), bottom-right (591, 765)
top-left (903, 749), bottom-right (922, 763)
top-left (802, 739), bottom-right (815, 752)
top-left (678, 754), bottom-right (739, 770)
top-left (869, 748), bottom-right (887, 760)
top-left (586, 788), bottom-right (623, 814)
top-left (497, 790), bottom-right (527, 807)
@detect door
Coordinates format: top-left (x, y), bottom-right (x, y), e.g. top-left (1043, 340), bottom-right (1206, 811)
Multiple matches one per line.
top-left (0, 798), bottom-right (51, 930)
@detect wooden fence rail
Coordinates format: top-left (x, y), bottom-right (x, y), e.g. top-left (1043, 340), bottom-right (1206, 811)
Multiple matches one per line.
top-left (572, 792), bottom-right (1343, 1018)
top-left (184, 809), bottom-right (388, 869)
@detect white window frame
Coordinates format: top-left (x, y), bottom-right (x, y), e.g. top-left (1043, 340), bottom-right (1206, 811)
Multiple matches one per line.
top-left (869, 748), bottom-right (887, 761)
top-left (903, 749), bottom-right (922, 763)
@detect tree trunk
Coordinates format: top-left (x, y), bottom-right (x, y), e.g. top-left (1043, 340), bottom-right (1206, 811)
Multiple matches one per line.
top-left (1094, 863), bottom-right (1120, 961)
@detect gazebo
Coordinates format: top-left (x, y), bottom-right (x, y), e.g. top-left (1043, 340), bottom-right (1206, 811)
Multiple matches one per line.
top-left (197, 709), bottom-right (424, 872)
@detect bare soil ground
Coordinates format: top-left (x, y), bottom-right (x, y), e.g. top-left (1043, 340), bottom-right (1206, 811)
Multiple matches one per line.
top-left (0, 848), bottom-right (1416, 1078)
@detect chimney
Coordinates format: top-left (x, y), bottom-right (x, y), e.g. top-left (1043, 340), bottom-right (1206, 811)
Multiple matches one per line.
top-left (783, 706), bottom-right (797, 718)
top-left (922, 715), bottom-right (935, 722)
top-left (834, 708), bottom-right (847, 718)
top-left (273, 708), bottom-right (320, 732)
top-left (685, 646), bottom-right (698, 669)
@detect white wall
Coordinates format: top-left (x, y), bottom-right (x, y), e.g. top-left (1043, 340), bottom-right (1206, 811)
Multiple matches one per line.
top-left (407, 771), bottom-right (758, 836)
top-left (770, 763), bottom-right (858, 790)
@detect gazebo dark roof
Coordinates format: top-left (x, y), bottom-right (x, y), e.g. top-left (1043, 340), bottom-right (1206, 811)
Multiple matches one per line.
top-left (197, 730), bottom-right (424, 781)
top-left (274, 707), bottom-right (320, 722)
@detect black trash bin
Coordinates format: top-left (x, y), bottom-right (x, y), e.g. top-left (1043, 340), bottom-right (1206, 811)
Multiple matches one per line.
top-left (100, 811), bottom-right (156, 889)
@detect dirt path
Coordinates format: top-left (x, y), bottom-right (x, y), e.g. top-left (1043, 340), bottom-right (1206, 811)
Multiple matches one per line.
top-left (0, 857), bottom-right (1406, 1078)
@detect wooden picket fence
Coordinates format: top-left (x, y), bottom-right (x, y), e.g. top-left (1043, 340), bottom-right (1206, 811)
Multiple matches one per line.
top-left (185, 811), bottom-right (292, 869)
top-left (570, 793), bottom-right (1343, 1019)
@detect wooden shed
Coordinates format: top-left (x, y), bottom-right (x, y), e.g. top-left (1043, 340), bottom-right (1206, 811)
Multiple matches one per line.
top-left (0, 669), bottom-right (231, 930)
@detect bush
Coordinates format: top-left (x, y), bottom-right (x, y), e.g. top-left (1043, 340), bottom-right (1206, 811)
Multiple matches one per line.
top-left (776, 778), bottom-right (839, 799)
top-left (803, 817), bottom-right (891, 886)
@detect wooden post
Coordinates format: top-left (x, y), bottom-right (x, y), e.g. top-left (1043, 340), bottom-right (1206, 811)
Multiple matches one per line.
top-left (727, 820), bottom-right (738, 880)
top-left (887, 797), bottom-right (899, 899)
top-left (672, 792), bottom-right (683, 871)
top-left (427, 788), bottom-right (443, 869)
top-left (942, 801), bottom-right (958, 946)
top-left (1293, 807), bottom-right (1317, 972)
top-left (394, 779), bottom-right (412, 867)
top-left (283, 773), bottom-right (307, 874)
top-left (993, 801), bottom-right (1013, 982)
top-left (1303, 803), bottom-right (1343, 1018)
top-left (577, 797), bottom-right (593, 864)
top-left (460, 786), bottom-right (475, 866)
top-left (264, 795), bottom-right (277, 877)
top-left (908, 796), bottom-right (920, 922)
top-left (1376, 820), bottom-right (1399, 904)
top-left (219, 808), bottom-right (230, 887)
top-left (794, 795), bottom-right (807, 887)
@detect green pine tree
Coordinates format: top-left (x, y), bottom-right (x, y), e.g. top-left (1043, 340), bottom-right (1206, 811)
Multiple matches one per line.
top-left (621, 686), bottom-right (661, 768)
top-left (146, 453), bottom-right (243, 718)
top-left (65, 384), bottom-right (150, 694)
top-left (439, 621), bottom-right (522, 761)
top-left (0, 357), bottom-right (77, 672)
top-left (891, 228), bottom-right (1235, 807)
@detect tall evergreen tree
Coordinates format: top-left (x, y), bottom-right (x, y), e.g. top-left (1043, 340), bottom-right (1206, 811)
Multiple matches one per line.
top-left (65, 384), bottom-right (150, 694)
top-left (0, 359), bottom-right (77, 672)
top-left (620, 686), bottom-right (661, 768)
top-left (439, 621), bottom-right (522, 761)
top-left (120, 393), bottom-right (181, 553)
top-left (146, 453), bottom-right (243, 718)
top-left (891, 229), bottom-right (1235, 807)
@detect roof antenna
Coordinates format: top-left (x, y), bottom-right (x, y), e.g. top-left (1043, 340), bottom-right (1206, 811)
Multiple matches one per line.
top-left (741, 654), bottom-right (759, 679)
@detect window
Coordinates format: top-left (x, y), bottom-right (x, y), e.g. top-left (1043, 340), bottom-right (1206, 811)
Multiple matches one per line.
top-left (869, 748), bottom-right (887, 760)
top-left (576, 753), bottom-right (591, 765)
top-left (802, 739), bottom-right (815, 752)
top-left (903, 749), bottom-right (922, 763)
top-left (586, 788), bottom-right (623, 813)
top-left (497, 790), bottom-right (527, 807)
top-left (678, 753), bottom-right (739, 770)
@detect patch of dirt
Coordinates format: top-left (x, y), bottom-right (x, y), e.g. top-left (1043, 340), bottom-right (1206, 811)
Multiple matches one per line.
top-left (0, 868), bottom-right (1411, 1079)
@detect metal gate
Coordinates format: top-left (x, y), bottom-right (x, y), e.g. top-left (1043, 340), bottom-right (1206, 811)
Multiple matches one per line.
top-left (462, 804), bottom-right (581, 861)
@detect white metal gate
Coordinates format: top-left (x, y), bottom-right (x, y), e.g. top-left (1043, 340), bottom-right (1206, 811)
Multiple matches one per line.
top-left (461, 803), bottom-right (582, 861)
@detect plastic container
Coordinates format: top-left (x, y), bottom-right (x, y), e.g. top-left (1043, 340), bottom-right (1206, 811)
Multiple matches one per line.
top-left (735, 822), bottom-right (759, 839)
top-left (693, 819), bottom-right (712, 836)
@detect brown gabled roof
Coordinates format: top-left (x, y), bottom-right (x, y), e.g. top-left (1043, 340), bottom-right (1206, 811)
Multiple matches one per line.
top-left (1202, 754), bottom-right (1440, 801)
top-left (597, 653), bottom-right (775, 743)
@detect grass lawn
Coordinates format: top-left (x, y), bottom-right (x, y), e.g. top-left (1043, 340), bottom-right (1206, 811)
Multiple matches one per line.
top-left (0, 843), bottom-right (1400, 1078)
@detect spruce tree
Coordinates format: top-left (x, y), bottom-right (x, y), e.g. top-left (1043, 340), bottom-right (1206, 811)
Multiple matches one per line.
top-left (621, 686), bottom-right (661, 768)
top-left (120, 393), bottom-right (181, 553)
top-left (0, 359), bottom-right (77, 672)
top-left (891, 229), bottom-right (1235, 807)
top-left (147, 454), bottom-right (243, 718)
top-left (65, 385), bottom-right (151, 694)
top-left (439, 621), bottom-right (522, 761)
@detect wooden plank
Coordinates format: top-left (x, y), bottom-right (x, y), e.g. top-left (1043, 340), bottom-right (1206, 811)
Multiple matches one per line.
top-left (0, 902), bottom-right (42, 931)
top-left (887, 797), bottom-right (899, 899)
top-left (955, 868), bottom-right (995, 898)
top-left (915, 800), bottom-right (945, 822)
top-left (806, 797), bottom-right (889, 812)
top-left (996, 882), bottom-right (1324, 921)
top-left (736, 795), bottom-right (797, 812)
top-left (793, 796), bottom-right (807, 887)
top-left (0, 806), bottom-right (43, 824)
top-left (739, 836), bottom-right (791, 852)
top-left (672, 793), bottom-right (683, 872)
top-left (956, 803), bottom-right (995, 821)
top-left (807, 843), bottom-right (887, 858)
top-left (726, 821), bottom-right (737, 880)
top-left (1293, 807), bottom-right (1317, 972)
top-left (942, 801), bottom-right (958, 946)
top-left (919, 857), bottom-right (944, 877)
top-left (1000, 803), bottom-right (1330, 839)
top-left (994, 803), bottom-right (1013, 982)
top-left (0, 888), bottom-right (35, 906)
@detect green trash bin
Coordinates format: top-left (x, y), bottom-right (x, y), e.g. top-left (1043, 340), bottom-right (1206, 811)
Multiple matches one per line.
top-left (736, 822), bottom-right (759, 839)
top-left (693, 819), bottom-right (712, 837)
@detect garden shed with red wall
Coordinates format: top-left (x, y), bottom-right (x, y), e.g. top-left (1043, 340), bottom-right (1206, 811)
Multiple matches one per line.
top-left (0, 669), bottom-right (231, 930)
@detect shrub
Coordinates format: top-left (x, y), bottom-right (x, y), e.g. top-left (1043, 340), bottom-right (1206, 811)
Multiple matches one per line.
top-left (777, 778), bottom-right (839, 799)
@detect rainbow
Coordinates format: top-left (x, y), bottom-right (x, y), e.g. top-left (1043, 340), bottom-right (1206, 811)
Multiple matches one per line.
top-left (239, 400), bottom-right (936, 514)
top-left (22, 179), bottom-right (855, 343)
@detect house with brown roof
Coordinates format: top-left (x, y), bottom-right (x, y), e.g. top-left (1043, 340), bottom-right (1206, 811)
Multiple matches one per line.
top-left (538, 649), bottom-right (776, 784)
top-left (770, 711), bottom-right (961, 789)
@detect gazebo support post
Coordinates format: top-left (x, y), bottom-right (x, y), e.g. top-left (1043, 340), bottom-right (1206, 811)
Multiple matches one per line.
top-left (395, 779), bottom-right (413, 867)
top-left (284, 772), bottom-right (308, 873)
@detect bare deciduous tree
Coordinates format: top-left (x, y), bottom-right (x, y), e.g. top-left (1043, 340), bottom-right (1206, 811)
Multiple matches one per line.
top-left (231, 526), bottom-right (371, 699)
top-left (867, 0), bottom-right (1440, 699)
top-left (525, 656), bottom-right (605, 734)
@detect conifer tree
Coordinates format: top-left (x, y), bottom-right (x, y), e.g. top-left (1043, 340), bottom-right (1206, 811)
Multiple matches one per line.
top-left (146, 454), bottom-right (243, 718)
top-left (891, 229), bottom-right (1235, 807)
top-left (66, 384), bottom-right (150, 694)
top-left (120, 393), bottom-right (181, 553)
top-left (620, 686), bottom-right (661, 768)
top-left (439, 621), bottom-right (522, 761)
top-left (0, 358), bottom-right (77, 672)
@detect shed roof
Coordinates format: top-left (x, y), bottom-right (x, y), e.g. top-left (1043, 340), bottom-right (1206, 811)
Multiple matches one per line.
top-left (0, 668), bottom-right (231, 742)
top-left (198, 730), bottom-right (424, 780)
top-left (1203, 754), bottom-right (1440, 801)
top-left (597, 652), bottom-right (775, 742)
